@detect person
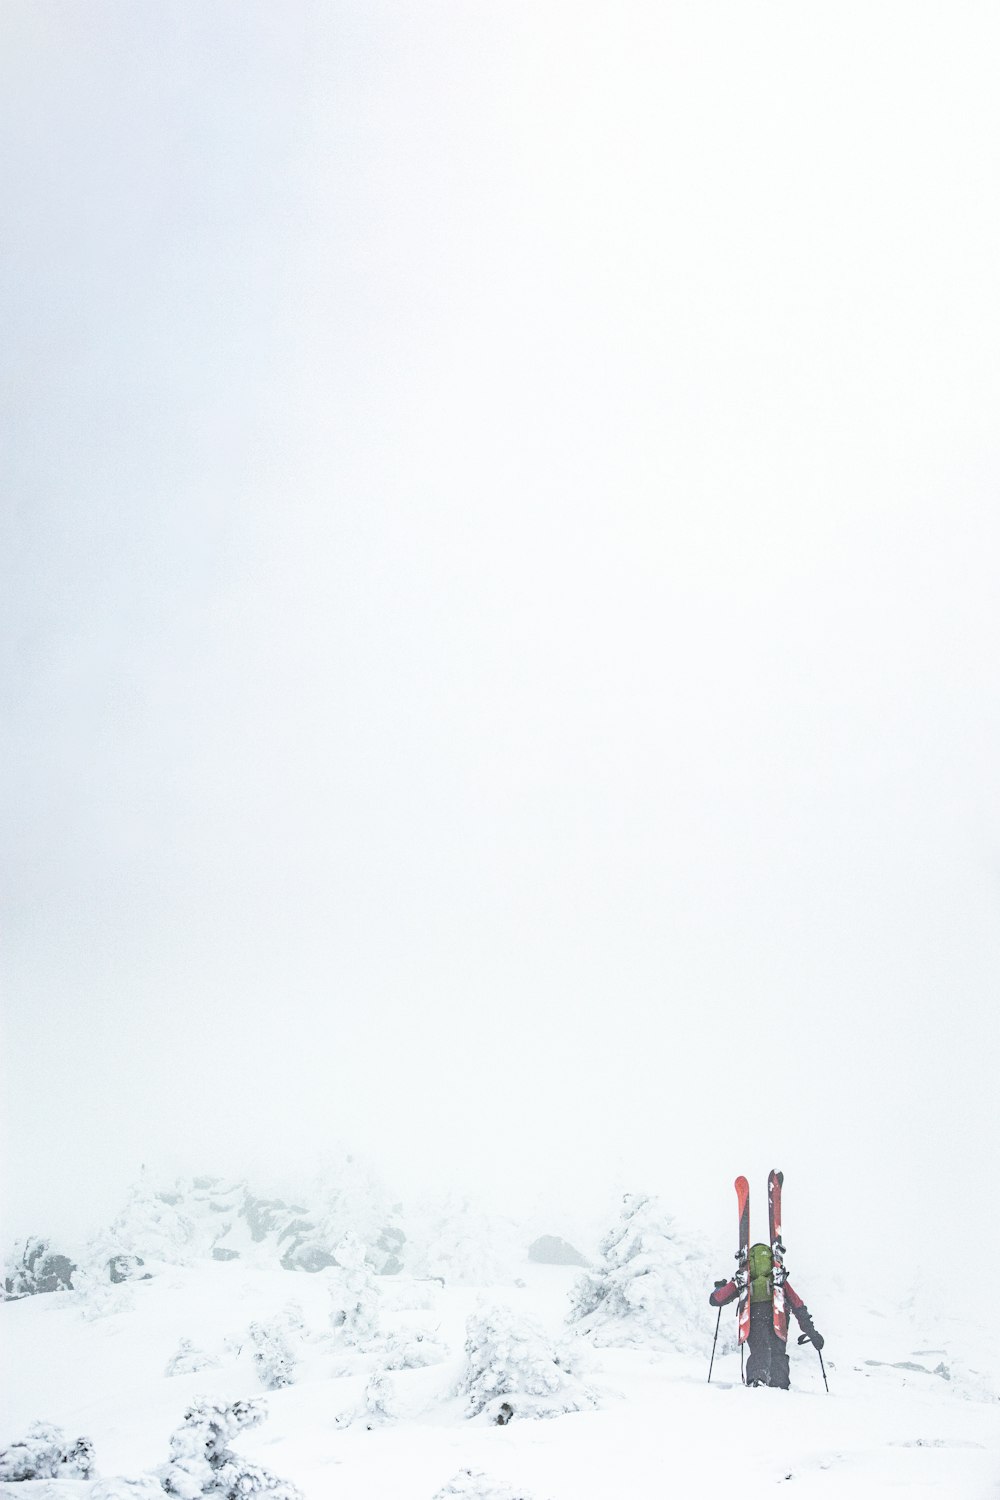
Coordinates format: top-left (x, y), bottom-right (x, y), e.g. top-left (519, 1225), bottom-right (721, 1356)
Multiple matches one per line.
top-left (710, 1243), bottom-right (823, 1388)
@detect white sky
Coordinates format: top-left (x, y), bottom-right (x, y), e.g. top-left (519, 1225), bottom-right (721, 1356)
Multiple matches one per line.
top-left (2, 2), bottom-right (999, 1286)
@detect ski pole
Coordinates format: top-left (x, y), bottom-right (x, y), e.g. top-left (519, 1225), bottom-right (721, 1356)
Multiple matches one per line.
top-left (798, 1334), bottom-right (829, 1393)
top-left (707, 1304), bottom-right (723, 1383)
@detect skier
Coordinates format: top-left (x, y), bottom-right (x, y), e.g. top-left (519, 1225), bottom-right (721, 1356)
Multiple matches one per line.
top-left (710, 1243), bottom-right (824, 1388)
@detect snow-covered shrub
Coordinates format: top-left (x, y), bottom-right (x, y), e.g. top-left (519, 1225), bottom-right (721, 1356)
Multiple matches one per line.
top-left (433, 1468), bottom-right (539, 1499)
top-left (381, 1328), bottom-right (448, 1369)
top-left (72, 1263), bottom-right (136, 1321)
top-left (329, 1232), bottom-right (380, 1345)
top-left (249, 1318), bottom-right (298, 1390)
top-left (334, 1369), bottom-right (398, 1430)
top-left (107, 1179), bottom-right (199, 1265)
top-left (364, 1370), bottom-right (395, 1423)
top-left (3, 1236), bottom-right (77, 1297)
top-left (0, 1422), bottom-right (95, 1480)
top-left (568, 1192), bottom-right (710, 1354)
top-left (406, 1196), bottom-right (518, 1286)
top-left (459, 1303), bottom-right (595, 1422)
top-left (166, 1338), bottom-right (222, 1377)
top-left (161, 1397), bottom-right (300, 1500)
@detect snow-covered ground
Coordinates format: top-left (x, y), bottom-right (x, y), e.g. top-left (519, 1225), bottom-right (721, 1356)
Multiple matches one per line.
top-left (3, 1250), bottom-right (997, 1499)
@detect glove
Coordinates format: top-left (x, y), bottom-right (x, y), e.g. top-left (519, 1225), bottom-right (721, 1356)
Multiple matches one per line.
top-left (795, 1305), bottom-right (824, 1349)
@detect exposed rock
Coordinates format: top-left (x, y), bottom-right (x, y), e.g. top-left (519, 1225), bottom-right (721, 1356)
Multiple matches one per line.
top-left (242, 1195), bottom-right (308, 1244)
top-left (527, 1235), bottom-right (590, 1268)
top-left (4, 1238), bottom-right (77, 1297)
top-left (107, 1254), bottom-right (150, 1284)
top-left (280, 1242), bottom-right (338, 1273)
top-left (376, 1224), bottom-right (406, 1275)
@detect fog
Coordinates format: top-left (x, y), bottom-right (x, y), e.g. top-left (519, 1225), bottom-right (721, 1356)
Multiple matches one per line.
top-left (2, 2), bottom-right (999, 1290)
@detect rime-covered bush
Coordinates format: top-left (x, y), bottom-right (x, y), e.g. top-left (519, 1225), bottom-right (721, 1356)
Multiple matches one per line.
top-left (0, 1421), bottom-right (95, 1480)
top-left (3, 1236), bottom-right (77, 1297)
top-left (364, 1370), bottom-right (395, 1423)
top-left (68, 1256), bottom-right (139, 1321)
top-left (567, 1192), bottom-right (710, 1354)
top-left (328, 1232), bottom-right (380, 1345)
top-left (334, 1369), bottom-right (398, 1430)
top-left (459, 1304), bottom-right (595, 1422)
top-left (433, 1468), bottom-right (538, 1499)
top-left (107, 1179), bottom-right (199, 1264)
top-left (381, 1328), bottom-right (448, 1370)
top-left (406, 1197), bottom-right (517, 1286)
top-left (166, 1338), bottom-right (222, 1377)
top-left (249, 1317), bottom-right (298, 1389)
top-left (161, 1397), bottom-right (301, 1500)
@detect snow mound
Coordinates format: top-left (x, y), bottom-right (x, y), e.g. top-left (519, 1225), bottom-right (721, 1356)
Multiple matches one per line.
top-left (433, 1468), bottom-right (542, 1499)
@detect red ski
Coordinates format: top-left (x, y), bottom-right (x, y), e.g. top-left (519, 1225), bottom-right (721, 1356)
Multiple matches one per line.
top-left (768, 1168), bottom-right (787, 1340)
top-left (735, 1175), bottom-right (750, 1344)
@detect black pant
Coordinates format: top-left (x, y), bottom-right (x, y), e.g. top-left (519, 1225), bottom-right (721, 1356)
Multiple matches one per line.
top-left (745, 1300), bottom-right (790, 1388)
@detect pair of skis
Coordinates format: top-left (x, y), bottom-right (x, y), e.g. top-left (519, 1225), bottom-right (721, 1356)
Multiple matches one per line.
top-left (734, 1169), bottom-right (786, 1342)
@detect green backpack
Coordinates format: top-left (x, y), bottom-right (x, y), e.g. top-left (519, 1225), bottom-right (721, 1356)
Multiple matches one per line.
top-left (748, 1242), bottom-right (774, 1304)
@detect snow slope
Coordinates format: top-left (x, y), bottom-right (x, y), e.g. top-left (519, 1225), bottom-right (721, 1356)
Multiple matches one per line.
top-left (3, 1253), bottom-right (997, 1499)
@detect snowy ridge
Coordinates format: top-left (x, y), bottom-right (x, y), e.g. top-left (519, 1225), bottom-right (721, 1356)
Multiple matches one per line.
top-left (4, 1168), bottom-right (526, 1299)
top-left (3, 1188), bottom-right (998, 1498)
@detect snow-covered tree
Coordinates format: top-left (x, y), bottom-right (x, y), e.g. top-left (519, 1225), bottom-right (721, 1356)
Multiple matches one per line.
top-left (363, 1370), bottom-right (395, 1423)
top-left (166, 1339), bottom-right (222, 1378)
top-left (459, 1304), bottom-right (595, 1422)
top-left (0, 1422), bottom-right (95, 1480)
top-left (405, 1196), bottom-right (518, 1286)
top-left (329, 1232), bottom-right (380, 1345)
top-left (332, 1368), bottom-right (397, 1430)
top-left (567, 1192), bottom-right (710, 1354)
top-left (249, 1318), bottom-right (298, 1390)
top-left (161, 1397), bottom-right (300, 1500)
top-left (106, 1178), bottom-right (199, 1265)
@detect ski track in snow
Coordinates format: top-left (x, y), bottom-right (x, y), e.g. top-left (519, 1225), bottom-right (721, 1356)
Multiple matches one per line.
top-left (3, 1261), bottom-right (998, 1500)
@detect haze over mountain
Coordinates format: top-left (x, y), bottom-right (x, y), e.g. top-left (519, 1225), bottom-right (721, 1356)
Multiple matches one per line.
top-left (3, 1), bottom-right (999, 1296)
